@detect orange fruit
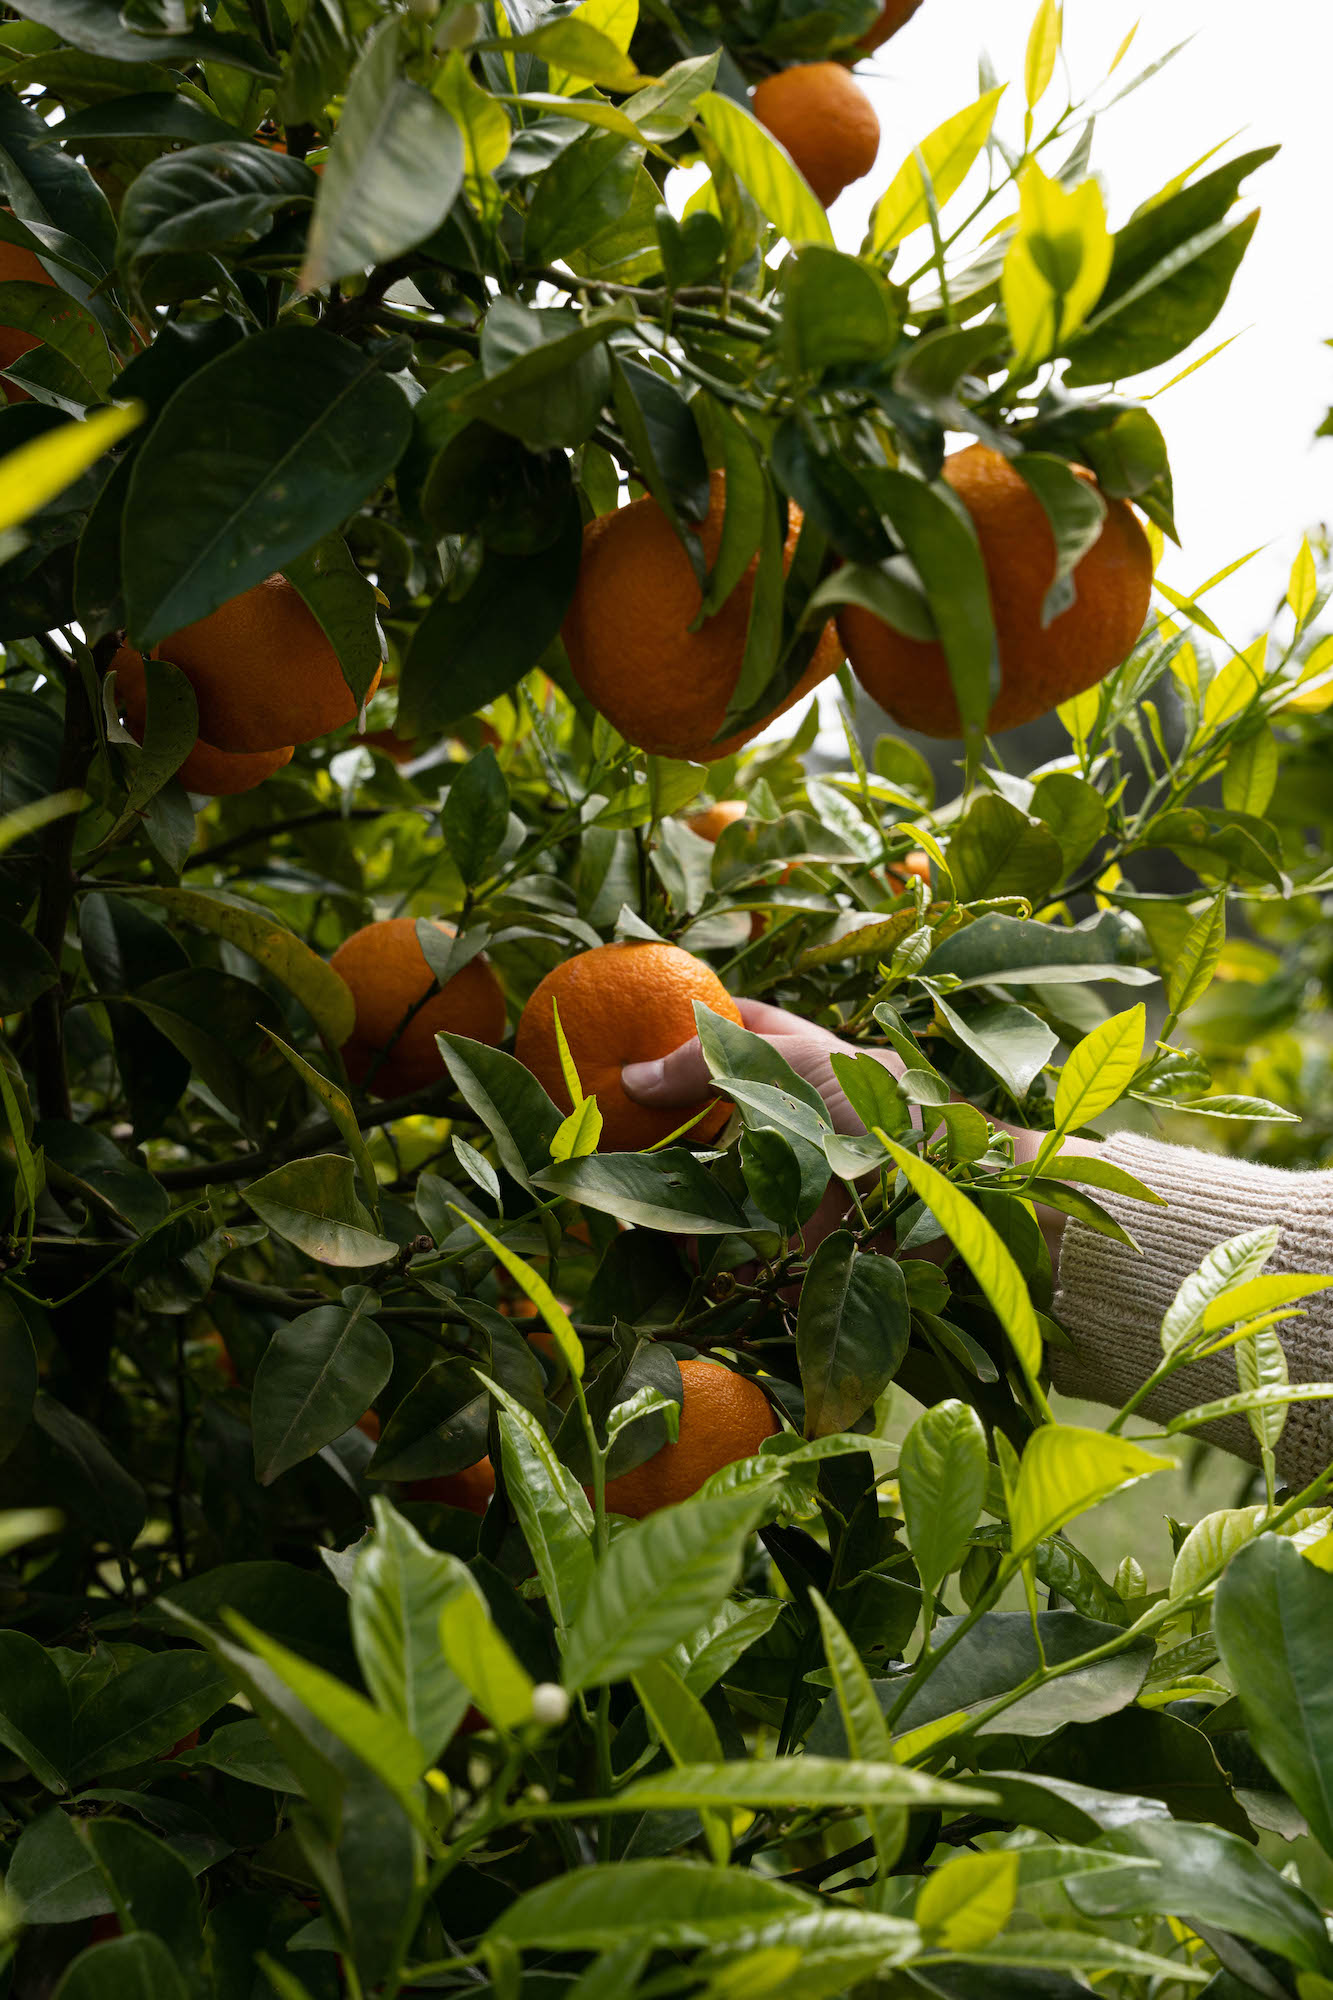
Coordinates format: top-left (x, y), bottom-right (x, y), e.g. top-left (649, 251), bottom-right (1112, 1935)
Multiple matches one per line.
top-left (331, 917), bottom-right (506, 1100)
top-left (514, 942), bottom-right (742, 1152)
top-left (110, 643), bottom-right (293, 796)
top-left (146, 574), bottom-right (381, 754)
top-left (752, 65), bottom-right (880, 207)
top-left (686, 800), bottom-right (747, 844)
top-left (355, 1409), bottom-right (381, 1443)
top-left (562, 472), bottom-right (843, 763)
top-left (192, 1328), bottom-right (237, 1386)
top-left (886, 848), bottom-right (930, 891)
top-left (858, 0), bottom-right (925, 51)
top-left (407, 1459), bottom-right (495, 1515)
top-left (0, 236), bottom-right (54, 398)
top-left (602, 1358), bottom-right (778, 1518)
top-left (839, 445), bottom-right (1153, 738)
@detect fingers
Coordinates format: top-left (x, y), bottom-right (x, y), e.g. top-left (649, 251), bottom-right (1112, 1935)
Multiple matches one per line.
top-left (738, 997), bottom-right (844, 1049)
top-left (621, 1036), bottom-right (713, 1105)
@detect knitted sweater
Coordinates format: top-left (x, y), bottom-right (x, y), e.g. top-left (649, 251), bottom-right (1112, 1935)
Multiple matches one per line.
top-left (1052, 1131), bottom-right (1333, 1490)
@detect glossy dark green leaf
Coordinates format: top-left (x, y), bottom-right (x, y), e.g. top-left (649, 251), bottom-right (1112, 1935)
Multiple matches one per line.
top-left (251, 1294), bottom-right (392, 1483)
top-left (280, 0), bottom-right (352, 124)
top-left (0, 278), bottom-right (111, 400)
top-left (0, 86), bottom-right (116, 268)
top-left (85, 1818), bottom-right (203, 1976)
top-left (129, 967), bottom-right (293, 1139)
top-left (0, 1630), bottom-right (71, 1791)
top-left (420, 421), bottom-right (574, 553)
top-left (0, 1290), bottom-right (37, 1467)
top-left (50, 93), bottom-right (245, 146)
top-left (739, 1125), bottom-right (803, 1229)
top-left (929, 992), bottom-right (1058, 1100)
top-left (398, 484), bottom-right (582, 735)
top-left (242, 1156), bottom-right (396, 1267)
top-left (534, 1150), bottom-right (751, 1236)
top-left (796, 1231), bottom-right (909, 1436)
top-left (0, 912), bottom-right (57, 1010)
top-left (877, 465), bottom-right (997, 743)
top-left (526, 129), bottom-right (643, 266)
top-left (442, 747), bottom-right (509, 885)
top-left (116, 142), bottom-right (315, 267)
top-left (302, 17), bottom-right (463, 292)
top-left (36, 1119), bottom-right (169, 1232)
top-left (5, 0), bottom-right (279, 74)
top-left (34, 1394), bottom-right (146, 1557)
top-left (1213, 1534), bottom-right (1333, 1855)
top-left (1029, 1706), bottom-right (1256, 1840)
top-left (947, 794), bottom-right (1064, 905)
top-left (469, 298), bottom-right (615, 451)
top-left (70, 1650), bottom-right (233, 1781)
top-left (876, 1612), bottom-right (1151, 1741)
top-left (146, 1561), bottom-right (356, 1679)
top-left (783, 245), bottom-right (899, 374)
top-left (367, 1356), bottom-right (489, 1482)
top-left (7, 1806), bottom-right (112, 1924)
top-left (1066, 211), bottom-right (1260, 388)
top-left (285, 533), bottom-right (384, 707)
top-left (612, 356), bottom-right (711, 526)
top-left (927, 909), bottom-right (1151, 986)
top-left (123, 326), bottom-right (411, 646)
top-left (436, 1032), bottom-right (563, 1191)
top-left (489, 1859), bottom-right (813, 1953)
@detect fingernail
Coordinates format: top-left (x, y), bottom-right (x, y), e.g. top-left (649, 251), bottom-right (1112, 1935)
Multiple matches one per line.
top-left (621, 1058), bottom-right (665, 1097)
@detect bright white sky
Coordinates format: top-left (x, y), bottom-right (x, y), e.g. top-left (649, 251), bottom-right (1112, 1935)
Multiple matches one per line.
top-left (837, 0), bottom-right (1332, 645)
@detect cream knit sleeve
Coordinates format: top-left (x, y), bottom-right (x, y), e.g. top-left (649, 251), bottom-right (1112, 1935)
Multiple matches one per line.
top-left (1051, 1131), bottom-right (1333, 1490)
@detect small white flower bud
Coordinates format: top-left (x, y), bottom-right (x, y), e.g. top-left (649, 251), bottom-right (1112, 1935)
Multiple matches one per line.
top-left (530, 1682), bottom-right (570, 1728)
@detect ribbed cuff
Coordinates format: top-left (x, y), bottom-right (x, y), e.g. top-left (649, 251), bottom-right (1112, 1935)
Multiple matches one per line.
top-left (1051, 1132), bottom-right (1333, 1491)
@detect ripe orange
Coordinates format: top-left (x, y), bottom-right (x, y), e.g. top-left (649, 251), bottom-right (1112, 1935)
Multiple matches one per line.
top-left (355, 1408), bottom-right (381, 1443)
top-left (561, 473), bottom-right (843, 763)
top-left (514, 942), bottom-right (742, 1152)
top-left (147, 574), bottom-right (381, 754)
top-left (602, 1358), bottom-right (778, 1518)
top-left (331, 917), bottom-right (506, 1100)
top-left (0, 237), bottom-right (54, 397)
top-left (686, 800), bottom-right (747, 844)
top-left (858, 0), bottom-right (925, 51)
top-left (407, 1459), bottom-right (495, 1515)
top-left (886, 848), bottom-right (930, 891)
top-left (752, 64), bottom-right (880, 207)
top-left (839, 445), bottom-right (1153, 737)
top-left (110, 643), bottom-right (293, 796)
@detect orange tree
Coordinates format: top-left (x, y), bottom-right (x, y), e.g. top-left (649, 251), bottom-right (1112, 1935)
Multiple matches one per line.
top-left (4, 1), bottom-right (1333, 1994)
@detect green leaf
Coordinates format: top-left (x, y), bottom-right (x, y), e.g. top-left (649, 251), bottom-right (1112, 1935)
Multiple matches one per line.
top-left (37, 1120), bottom-right (169, 1233)
top-left (1015, 452), bottom-right (1107, 624)
top-left (449, 1204), bottom-right (583, 1382)
top-left (561, 1488), bottom-right (768, 1691)
top-left (242, 1156), bottom-right (396, 1267)
top-left (262, 1030), bottom-right (380, 1219)
top-left (120, 885), bottom-right (356, 1049)
top-left (301, 18), bottom-right (463, 292)
top-left (1165, 890), bottom-right (1225, 1019)
top-left (898, 1398), bottom-right (988, 1596)
top-left (1066, 210), bottom-right (1259, 387)
top-left (70, 1651), bottom-right (233, 1782)
top-left (1050, 1002), bottom-right (1145, 1137)
top-left (1201, 1271), bottom-right (1333, 1334)
top-left (534, 1150), bottom-right (751, 1236)
top-left (927, 909), bottom-right (1150, 987)
top-left (489, 1860), bottom-right (815, 1952)
top-left (251, 1294), bottom-right (392, 1483)
top-left (491, 1384), bottom-right (595, 1632)
top-left (285, 534), bottom-right (384, 709)
top-left (669, 1598), bottom-right (784, 1696)
top-left (496, 17), bottom-right (643, 91)
top-left (870, 85), bottom-right (1005, 252)
top-left (442, 747), bottom-right (509, 886)
top-left (0, 1629), bottom-right (70, 1792)
top-left (533, 1756), bottom-right (983, 1817)
top-left (944, 1929), bottom-right (1208, 1984)
top-left (116, 141), bottom-right (314, 267)
top-left (1003, 165), bottom-right (1112, 372)
top-left (1213, 1536), bottom-right (1333, 1856)
top-left (1160, 1226), bottom-right (1277, 1354)
top-left (438, 1584), bottom-right (534, 1732)
top-left (0, 1290), bottom-right (37, 1467)
top-left (796, 1231), bottom-right (909, 1435)
top-left (929, 992), bottom-right (1057, 1101)
top-left (809, 1589), bottom-right (904, 1872)
top-left (1009, 1425), bottom-right (1173, 1557)
top-left (7, 1806), bottom-right (111, 1925)
top-left (1030, 769), bottom-right (1109, 870)
top-left (880, 1137), bottom-right (1044, 1393)
top-left (783, 246), bottom-right (899, 374)
top-left (947, 793), bottom-right (1063, 906)
top-left (436, 1032), bottom-right (563, 1192)
top-left (1024, 0), bottom-right (1062, 106)
top-left (123, 326), bottom-right (410, 647)
top-left (527, 128), bottom-right (643, 267)
top-left (916, 1848), bottom-right (1018, 1950)
top-left (85, 1818), bottom-right (203, 1979)
top-left (698, 90), bottom-right (834, 248)
top-left (53, 1933), bottom-right (188, 2000)
top-left (876, 468), bottom-right (998, 745)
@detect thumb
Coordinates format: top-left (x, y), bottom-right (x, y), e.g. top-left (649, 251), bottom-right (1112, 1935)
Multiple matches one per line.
top-left (621, 1036), bottom-right (714, 1105)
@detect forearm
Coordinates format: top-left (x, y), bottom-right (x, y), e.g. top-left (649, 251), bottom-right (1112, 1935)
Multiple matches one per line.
top-left (1049, 1131), bottom-right (1333, 1487)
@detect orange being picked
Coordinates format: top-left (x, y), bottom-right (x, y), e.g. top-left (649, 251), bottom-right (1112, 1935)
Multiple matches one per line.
top-left (110, 644), bottom-right (294, 796)
top-left (561, 472), bottom-right (843, 763)
top-left (331, 917), bottom-right (506, 1100)
top-left (858, 0), bottom-right (925, 51)
top-left (602, 1358), bottom-right (778, 1518)
top-left (145, 574), bottom-right (381, 754)
top-left (839, 444), bottom-right (1153, 737)
top-left (752, 64), bottom-right (880, 207)
top-left (514, 941), bottom-right (742, 1152)
top-left (406, 1458), bottom-right (495, 1515)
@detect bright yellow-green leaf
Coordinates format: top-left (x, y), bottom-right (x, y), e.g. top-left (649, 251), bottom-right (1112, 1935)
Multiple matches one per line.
top-left (1201, 634), bottom-right (1268, 731)
top-left (1024, 0), bottom-right (1062, 109)
top-left (870, 85), bottom-right (1005, 253)
top-left (917, 1848), bottom-right (1019, 1950)
top-left (0, 401), bottom-right (141, 534)
top-left (439, 1588), bottom-right (534, 1730)
top-left (1009, 1424), bottom-right (1173, 1556)
top-left (1003, 165), bottom-right (1111, 372)
top-left (1050, 1003), bottom-right (1145, 1140)
top-left (1287, 538), bottom-right (1319, 631)
top-left (1166, 892), bottom-right (1225, 1020)
top-left (1057, 680), bottom-right (1101, 757)
top-left (551, 1096), bottom-right (604, 1161)
top-left (1282, 633), bottom-right (1333, 714)
top-left (549, 0), bottom-right (638, 93)
top-left (1201, 1272), bottom-right (1333, 1335)
top-left (551, 995), bottom-right (585, 1108)
top-left (698, 90), bottom-right (835, 248)
top-left (879, 1137), bottom-right (1044, 1396)
top-left (449, 1204), bottom-right (585, 1380)
top-left (1109, 19), bottom-right (1139, 72)
top-left (0, 789), bottom-right (84, 857)
top-left (890, 819), bottom-right (953, 893)
top-left (122, 885), bottom-right (356, 1045)
top-left (1145, 331), bottom-right (1241, 401)
top-left (435, 49), bottom-right (511, 206)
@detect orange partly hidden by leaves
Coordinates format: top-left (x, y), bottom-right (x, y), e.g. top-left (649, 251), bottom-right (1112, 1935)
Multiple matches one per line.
top-left (839, 444), bottom-right (1153, 738)
top-left (858, 0), bottom-right (925, 52)
top-left (0, 236), bottom-right (54, 399)
top-left (147, 574), bottom-right (380, 754)
top-left (406, 1459), bottom-right (495, 1516)
top-left (562, 472), bottom-right (843, 763)
top-left (514, 941), bottom-right (742, 1152)
top-left (331, 917), bottom-right (506, 1100)
top-left (602, 1358), bottom-right (778, 1519)
top-left (887, 848), bottom-right (931, 892)
top-left (111, 644), bottom-right (294, 796)
top-left (686, 799), bottom-right (747, 844)
top-left (752, 64), bottom-right (880, 207)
